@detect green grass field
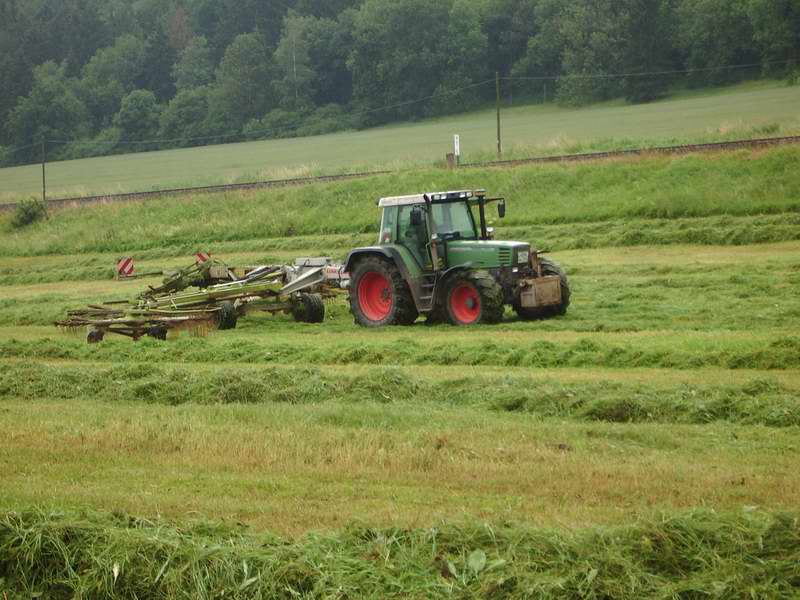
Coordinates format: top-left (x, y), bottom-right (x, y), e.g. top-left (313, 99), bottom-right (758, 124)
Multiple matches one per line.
top-left (1, 146), bottom-right (799, 597)
top-left (1, 80), bottom-right (799, 201)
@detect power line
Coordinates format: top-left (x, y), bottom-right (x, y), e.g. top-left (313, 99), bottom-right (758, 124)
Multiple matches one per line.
top-left (504, 59), bottom-right (795, 82)
top-left (2, 142), bottom-right (40, 155)
top-left (8, 56), bottom-right (795, 160)
top-left (48, 78), bottom-right (496, 149)
top-left (354, 79), bottom-right (494, 116)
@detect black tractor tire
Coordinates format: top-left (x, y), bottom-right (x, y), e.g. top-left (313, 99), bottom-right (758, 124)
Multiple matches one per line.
top-left (217, 300), bottom-right (238, 330)
top-left (147, 326), bottom-right (168, 340)
top-left (514, 257), bottom-right (571, 320)
top-left (349, 256), bottom-right (418, 327)
top-left (87, 329), bottom-right (105, 344)
top-left (444, 270), bottom-right (504, 326)
top-left (292, 293), bottom-right (325, 323)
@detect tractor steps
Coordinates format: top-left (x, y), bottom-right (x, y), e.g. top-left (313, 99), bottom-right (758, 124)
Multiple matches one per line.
top-left (417, 275), bottom-right (437, 311)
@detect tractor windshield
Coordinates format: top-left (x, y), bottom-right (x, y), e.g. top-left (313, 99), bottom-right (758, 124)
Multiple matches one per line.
top-left (431, 201), bottom-right (478, 240)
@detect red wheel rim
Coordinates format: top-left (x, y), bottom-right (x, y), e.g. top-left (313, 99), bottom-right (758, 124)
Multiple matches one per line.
top-left (450, 282), bottom-right (481, 324)
top-left (358, 271), bottom-right (393, 321)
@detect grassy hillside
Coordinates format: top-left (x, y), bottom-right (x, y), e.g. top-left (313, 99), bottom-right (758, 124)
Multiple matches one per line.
top-left (1, 80), bottom-right (798, 201)
top-left (1, 145), bottom-right (799, 258)
top-left (1, 147), bottom-right (799, 597)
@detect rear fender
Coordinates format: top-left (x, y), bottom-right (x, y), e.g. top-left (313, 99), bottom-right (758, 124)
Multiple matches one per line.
top-left (346, 247), bottom-right (427, 309)
top-left (344, 247), bottom-right (393, 273)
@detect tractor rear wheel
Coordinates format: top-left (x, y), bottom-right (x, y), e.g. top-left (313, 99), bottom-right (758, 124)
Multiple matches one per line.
top-left (514, 257), bottom-right (571, 320)
top-left (444, 270), bottom-right (504, 325)
top-left (292, 293), bottom-right (325, 323)
top-left (350, 256), bottom-right (418, 327)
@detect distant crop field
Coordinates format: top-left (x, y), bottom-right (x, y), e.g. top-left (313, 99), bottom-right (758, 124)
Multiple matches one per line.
top-left (1, 148), bottom-right (799, 597)
top-left (1, 81), bottom-right (799, 201)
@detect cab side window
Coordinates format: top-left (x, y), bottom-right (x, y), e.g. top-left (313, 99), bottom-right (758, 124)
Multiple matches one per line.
top-left (379, 206), bottom-right (398, 244)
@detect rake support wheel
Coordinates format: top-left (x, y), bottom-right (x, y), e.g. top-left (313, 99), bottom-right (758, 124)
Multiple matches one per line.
top-left (292, 293), bottom-right (325, 323)
top-left (217, 300), bottom-right (238, 330)
top-left (147, 326), bottom-right (168, 340)
top-left (87, 329), bottom-right (105, 344)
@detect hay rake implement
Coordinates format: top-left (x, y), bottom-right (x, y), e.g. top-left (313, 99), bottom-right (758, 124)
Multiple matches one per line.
top-left (57, 257), bottom-right (348, 343)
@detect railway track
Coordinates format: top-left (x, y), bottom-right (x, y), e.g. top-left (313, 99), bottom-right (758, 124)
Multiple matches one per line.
top-left (460, 134), bottom-right (800, 168)
top-left (0, 170), bottom-right (392, 212)
top-left (1, 135), bottom-right (798, 212)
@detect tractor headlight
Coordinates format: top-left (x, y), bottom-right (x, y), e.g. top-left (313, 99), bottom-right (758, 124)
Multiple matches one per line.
top-left (517, 250), bottom-right (529, 265)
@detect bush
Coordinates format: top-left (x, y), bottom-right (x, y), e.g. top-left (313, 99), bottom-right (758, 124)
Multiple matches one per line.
top-left (10, 198), bottom-right (48, 228)
top-left (59, 127), bottom-right (122, 160)
top-left (427, 75), bottom-right (486, 117)
top-left (296, 104), bottom-right (351, 136)
top-left (159, 87), bottom-right (211, 146)
top-left (113, 90), bottom-right (162, 143)
top-left (243, 108), bottom-right (304, 140)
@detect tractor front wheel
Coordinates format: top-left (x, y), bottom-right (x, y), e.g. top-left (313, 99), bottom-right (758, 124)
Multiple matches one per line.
top-left (350, 257), bottom-right (418, 327)
top-left (444, 271), bottom-right (504, 325)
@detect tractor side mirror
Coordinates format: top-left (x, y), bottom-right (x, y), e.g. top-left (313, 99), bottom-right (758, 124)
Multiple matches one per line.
top-left (498, 200), bottom-right (506, 219)
top-left (410, 207), bottom-right (423, 226)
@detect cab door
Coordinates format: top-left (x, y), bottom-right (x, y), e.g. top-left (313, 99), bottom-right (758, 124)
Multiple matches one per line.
top-left (397, 205), bottom-right (431, 268)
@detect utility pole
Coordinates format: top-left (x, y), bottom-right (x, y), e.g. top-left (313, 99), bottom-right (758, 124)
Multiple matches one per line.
top-left (41, 139), bottom-right (47, 204)
top-left (495, 71), bottom-right (502, 158)
top-left (292, 33), bottom-right (298, 102)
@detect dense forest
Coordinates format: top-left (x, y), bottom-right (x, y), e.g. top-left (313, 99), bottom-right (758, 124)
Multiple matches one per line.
top-left (0, 0), bottom-right (798, 166)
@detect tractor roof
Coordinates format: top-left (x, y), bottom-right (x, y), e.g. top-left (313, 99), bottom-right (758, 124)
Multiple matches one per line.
top-left (377, 189), bottom-right (486, 207)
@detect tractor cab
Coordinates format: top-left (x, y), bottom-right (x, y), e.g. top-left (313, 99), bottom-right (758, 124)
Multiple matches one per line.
top-left (345, 188), bottom-right (570, 326)
top-left (376, 189), bottom-right (530, 273)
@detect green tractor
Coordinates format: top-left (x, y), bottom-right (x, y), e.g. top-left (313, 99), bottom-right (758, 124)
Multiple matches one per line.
top-left (344, 189), bottom-right (570, 326)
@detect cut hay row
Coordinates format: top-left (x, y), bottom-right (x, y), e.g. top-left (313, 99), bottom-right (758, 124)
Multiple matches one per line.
top-left (3, 329), bottom-right (799, 371)
top-left (1, 360), bottom-right (799, 427)
top-left (1, 508), bottom-right (798, 599)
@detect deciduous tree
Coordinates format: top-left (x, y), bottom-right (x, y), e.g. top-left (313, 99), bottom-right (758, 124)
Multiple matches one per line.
top-left (113, 89), bottom-right (162, 141)
top-left (173, 36), bottom-right (215, 91)
top-left (8, 62), bottom-right (90, 161)
top-left (211, 33), bottom-right (275, 129)
top-left (80, 34), bottom-right (149, 127)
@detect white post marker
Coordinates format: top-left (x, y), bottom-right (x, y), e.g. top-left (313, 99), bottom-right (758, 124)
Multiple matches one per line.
top-left (454, 134), bottom-right (460, 157)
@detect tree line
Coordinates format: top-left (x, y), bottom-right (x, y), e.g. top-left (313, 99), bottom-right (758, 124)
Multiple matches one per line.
top-left (1, 0), bottom-right (798, 166)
